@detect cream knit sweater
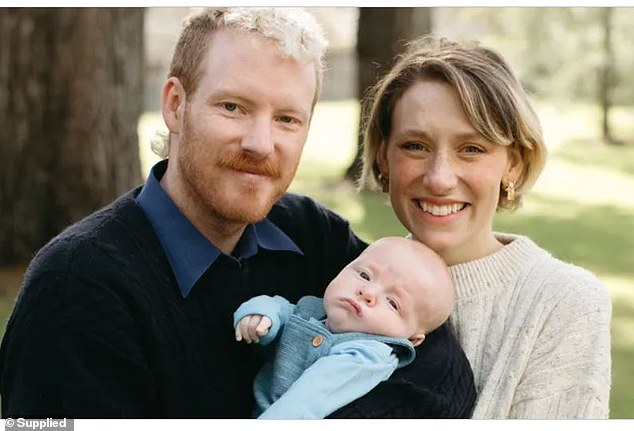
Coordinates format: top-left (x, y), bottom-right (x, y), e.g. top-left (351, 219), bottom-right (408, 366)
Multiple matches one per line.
top-left (448, 233), bottom-right (612, 419)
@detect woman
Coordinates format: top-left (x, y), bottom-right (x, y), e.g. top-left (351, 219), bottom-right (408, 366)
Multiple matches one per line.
top-left (359, 36), bottom-right (611, 418)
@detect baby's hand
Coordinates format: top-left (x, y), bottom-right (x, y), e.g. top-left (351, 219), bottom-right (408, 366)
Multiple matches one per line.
top-left (235, 314), bottom-right (272, 344)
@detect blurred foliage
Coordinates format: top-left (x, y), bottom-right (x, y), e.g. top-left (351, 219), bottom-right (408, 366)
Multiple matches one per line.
top-left (436, 8), bottom-right (634, 105)
top-left (3, 97), bottom-right (634, 420)
top-left (288, 97), bottom-right (634, 418)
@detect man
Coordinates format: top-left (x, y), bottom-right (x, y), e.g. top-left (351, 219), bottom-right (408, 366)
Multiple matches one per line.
top-left (1, 8), bottom-right (474, 418)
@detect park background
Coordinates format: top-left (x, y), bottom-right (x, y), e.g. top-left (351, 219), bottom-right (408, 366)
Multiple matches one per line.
top-left (0, 7), bottom-right (632, 418)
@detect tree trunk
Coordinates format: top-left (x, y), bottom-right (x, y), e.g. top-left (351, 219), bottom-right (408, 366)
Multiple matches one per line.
top-left (598, 7), bottom-right (619, 145)
top-left (344, 7), bottom-right (432, 182)
top-left (0, 8), bottom-right (144, 264)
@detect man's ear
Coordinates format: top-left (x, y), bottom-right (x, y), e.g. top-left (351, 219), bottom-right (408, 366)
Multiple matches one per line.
top-left (409, 333), bottom-right (425, 347)
top-left (161, 77), bottom-right (187, 134)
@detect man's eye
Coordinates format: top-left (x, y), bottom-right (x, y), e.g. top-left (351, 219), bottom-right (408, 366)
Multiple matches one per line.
top-left (359, 271), bottom-right (370, 281)
top-left (277, 115), bottom-right (300, 125)
top-left (387, 298), bottom-right (399, 311)
top-left (223, 102), bottom-right (238, 112)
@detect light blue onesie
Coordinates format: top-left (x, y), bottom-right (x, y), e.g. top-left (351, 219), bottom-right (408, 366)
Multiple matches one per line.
top-left (233, 295), bottom-right (415, 419)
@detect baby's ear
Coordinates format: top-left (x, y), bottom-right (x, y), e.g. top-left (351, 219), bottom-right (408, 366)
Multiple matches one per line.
top-left (409, 333), bottom-right (425, 347)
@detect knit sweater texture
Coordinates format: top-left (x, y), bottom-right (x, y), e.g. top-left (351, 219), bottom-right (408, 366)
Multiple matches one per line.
top-left (448, 233), bottom-right (612, 419)
top-left (1, 184), bottom-right (476, 418)
top-left (0, 189), bottom-right (366, 418)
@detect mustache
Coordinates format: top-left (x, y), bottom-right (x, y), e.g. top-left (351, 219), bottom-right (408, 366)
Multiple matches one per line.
top-left (217, 152), bottom-right (281, 178)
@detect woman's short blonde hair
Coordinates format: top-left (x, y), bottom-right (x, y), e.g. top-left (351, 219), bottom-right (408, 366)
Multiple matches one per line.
top-left (359, 36), bottom-right (546, 211)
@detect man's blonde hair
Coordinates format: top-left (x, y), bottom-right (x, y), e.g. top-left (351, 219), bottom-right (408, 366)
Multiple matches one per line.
top-left (360, 36), bottom-right (546, 211)
top-left (152, 7), bottom-right (328, 158)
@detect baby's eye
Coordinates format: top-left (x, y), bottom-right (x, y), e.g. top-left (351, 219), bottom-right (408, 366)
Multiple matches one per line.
top-left (387, 298), bottom-right (399, 311)
top-left (359, 271), bottom-right (370, 281)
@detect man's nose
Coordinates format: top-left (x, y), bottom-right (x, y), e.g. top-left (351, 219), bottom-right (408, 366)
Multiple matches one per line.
top-left (422, 152), bottom-right (458, 194)
top-left (241, 118), bottom-right (274, 159)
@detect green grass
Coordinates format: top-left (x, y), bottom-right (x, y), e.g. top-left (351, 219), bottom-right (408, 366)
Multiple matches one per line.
top-left (290, 99), bottom-right (634, 418)
top-left (0, 265), bottom-right (25, 336)
top-left (2, 98), bottom-right (633, 418)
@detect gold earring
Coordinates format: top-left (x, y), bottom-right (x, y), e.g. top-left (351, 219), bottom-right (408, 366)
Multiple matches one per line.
top-left (504, 180), bottom-right (516, 202)
top-left (378, 173), bottom-right (389, 193)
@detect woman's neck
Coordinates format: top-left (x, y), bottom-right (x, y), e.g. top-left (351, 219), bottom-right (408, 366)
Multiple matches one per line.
top-left (440, 234), bottom-right (505, 266)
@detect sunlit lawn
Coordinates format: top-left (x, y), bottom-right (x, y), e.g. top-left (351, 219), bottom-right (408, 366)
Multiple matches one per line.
top-left (287, 99), bottom-right (634, 419)
top-left (1, 98), bottom-right (633, 418)
top-left (137, 99), bottom-right (634, 418)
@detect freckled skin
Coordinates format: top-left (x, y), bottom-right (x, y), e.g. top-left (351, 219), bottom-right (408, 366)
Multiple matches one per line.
top-left (378, 80), bottom-right (522, 265)
top-left (160, 29), bottom-right (317, 253)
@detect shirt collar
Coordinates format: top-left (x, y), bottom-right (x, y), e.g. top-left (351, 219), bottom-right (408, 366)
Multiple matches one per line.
top-left (137, 160), bottom-right (303, 298)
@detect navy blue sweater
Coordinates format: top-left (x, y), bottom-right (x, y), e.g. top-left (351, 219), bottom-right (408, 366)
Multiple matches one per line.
top-left (1, 189), bottom-right (475, 418)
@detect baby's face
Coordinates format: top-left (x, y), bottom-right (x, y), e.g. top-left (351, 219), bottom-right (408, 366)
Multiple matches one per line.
top-left (323, 238), bottom-right (445, 345)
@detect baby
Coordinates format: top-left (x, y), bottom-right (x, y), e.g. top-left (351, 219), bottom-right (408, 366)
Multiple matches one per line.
top-left (233, 236), bottom-right (456, 419)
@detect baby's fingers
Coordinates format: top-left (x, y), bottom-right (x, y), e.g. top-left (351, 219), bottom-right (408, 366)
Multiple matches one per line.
top-left (235, 325), bottom-right (244, 342)
top-left (236, 316), bottom-right (257, 343)
top-left (246, 315), bottom-right (264, 342)
top-left (255, 316), bottom-right (272, 336)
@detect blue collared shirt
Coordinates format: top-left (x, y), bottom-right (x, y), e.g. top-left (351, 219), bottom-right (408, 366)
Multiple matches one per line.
top-left (137, 160), bottom-right (303, 298)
